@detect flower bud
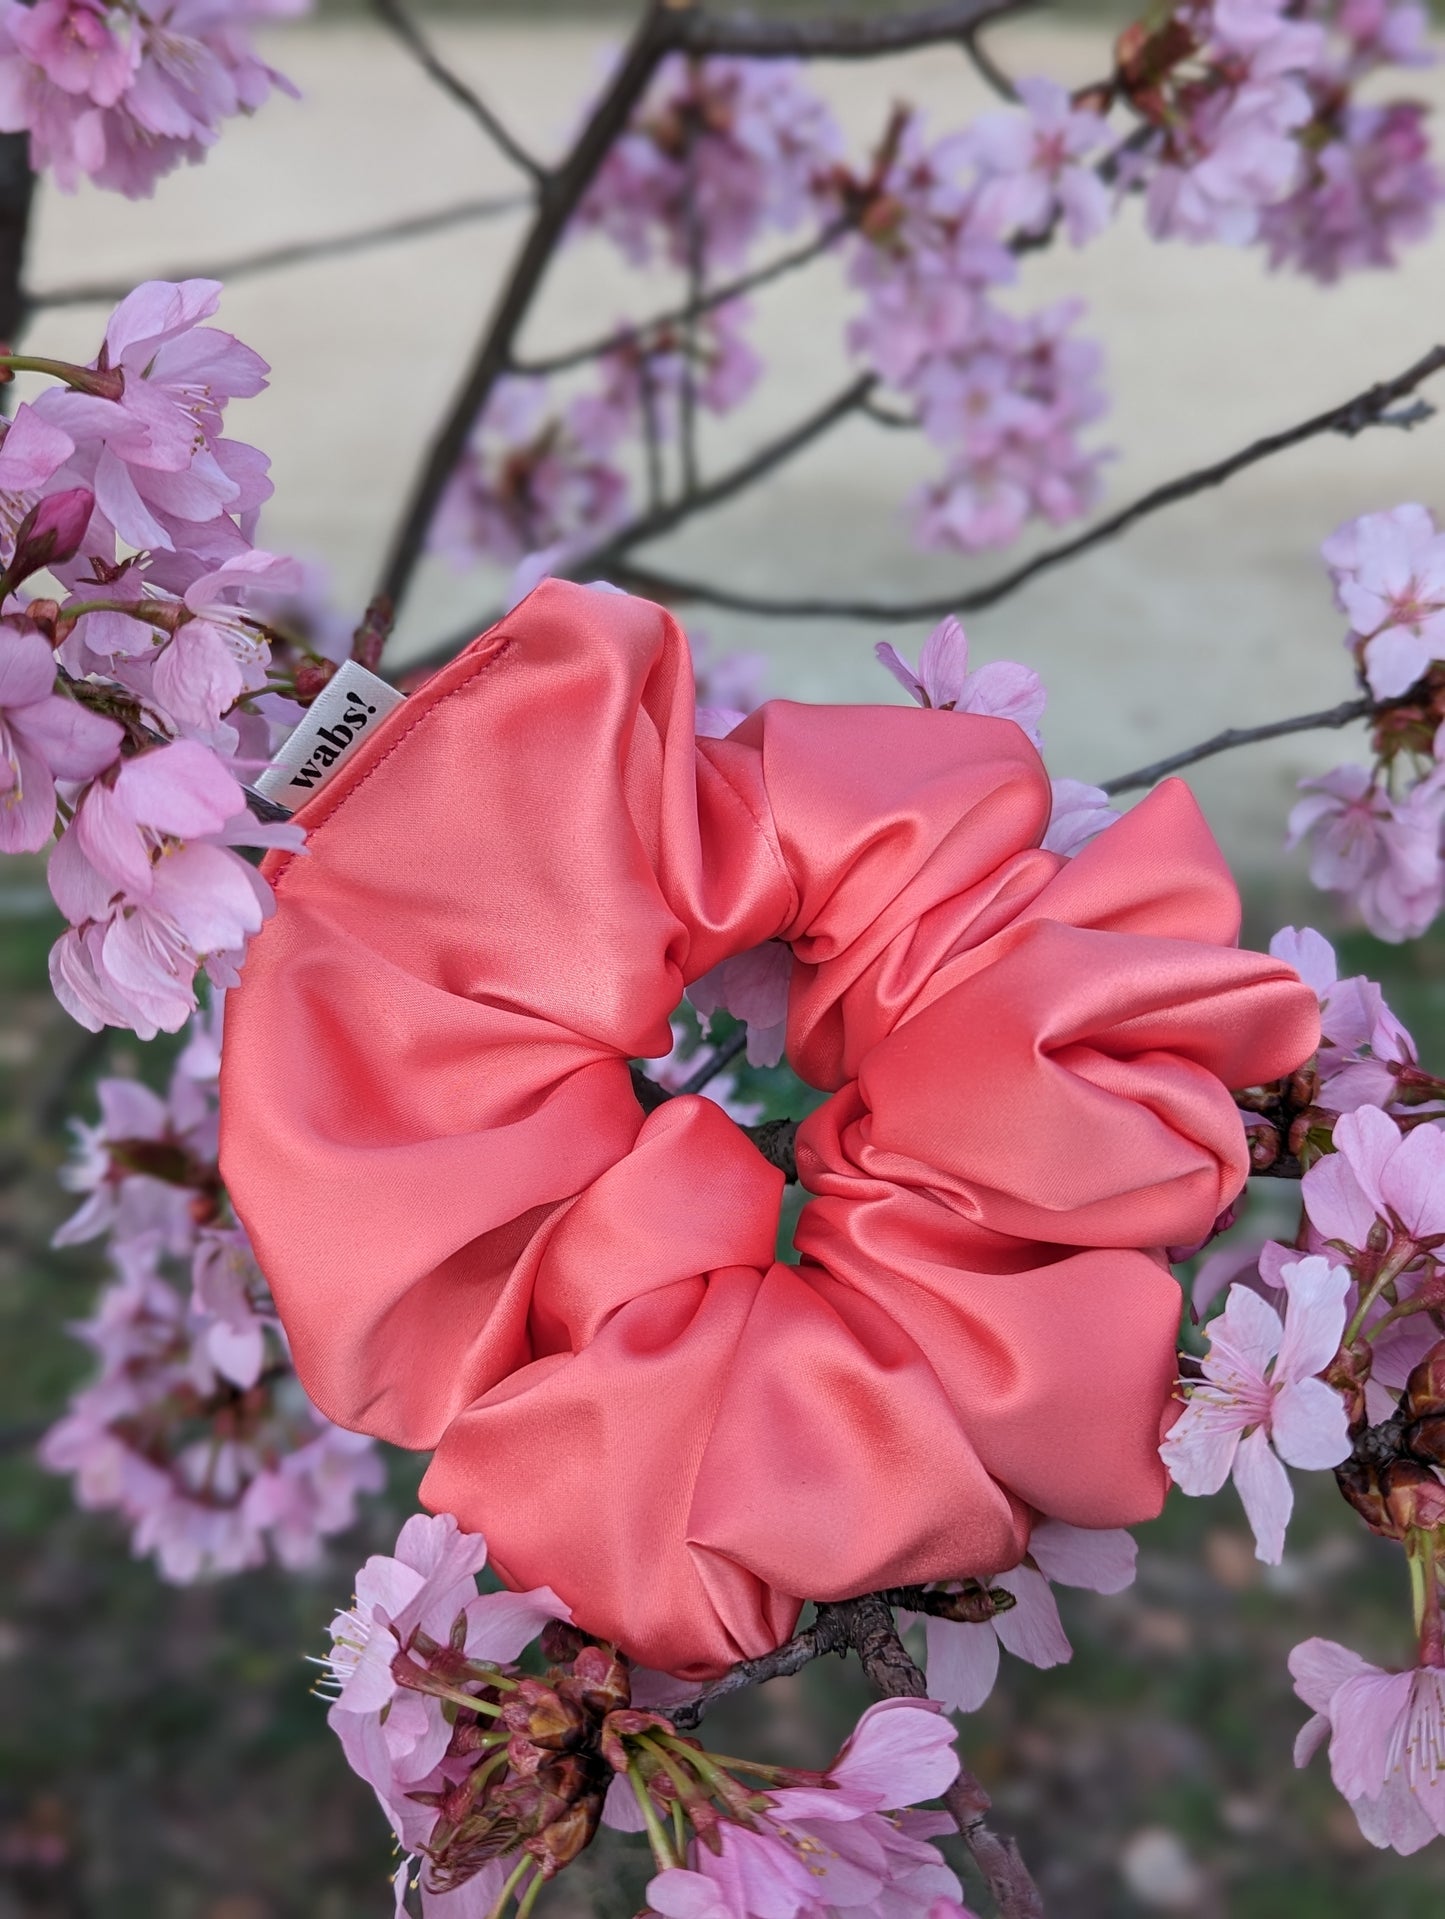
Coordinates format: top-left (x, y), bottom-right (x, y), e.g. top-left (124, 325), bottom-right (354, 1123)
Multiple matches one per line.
top-left (1404, 1339), bottom-right (1445, 1421)
top-left (1382, 1461), bottom-right (1445, 1536)
top-left (524, 1791), bottom-right (604, 1878)
top-left (537, 1620), bottom-right (591, 1667)
top-left (500, 1678), bottom-right (586, 1751)
top-left (1406, 1413), bottom-right (1445, 1470)
top-left (560, 1644), bottom-right (630, 1716)
top-left (3, 488), bottom-right (94, 594)
top-left (292, 658), bottom-right (337, 704)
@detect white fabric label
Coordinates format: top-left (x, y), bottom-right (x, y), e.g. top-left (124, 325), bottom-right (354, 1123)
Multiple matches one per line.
top-left (253, 660), bottom-right (407, 808)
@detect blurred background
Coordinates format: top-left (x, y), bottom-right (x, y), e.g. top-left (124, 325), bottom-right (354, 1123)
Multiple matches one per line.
top-left (6, 2), bottom-right (1445, 1914)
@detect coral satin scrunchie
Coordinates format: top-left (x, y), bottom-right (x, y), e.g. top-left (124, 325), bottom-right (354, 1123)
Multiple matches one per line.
top-left (218, 580), bottom-right (1319, 1679)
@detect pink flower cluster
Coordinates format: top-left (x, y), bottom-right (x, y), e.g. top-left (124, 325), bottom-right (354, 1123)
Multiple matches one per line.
top-left (42, 1003), bottom-right (384, 1579)
top-left (0, 280), bottom-right (341, 1035)
top-left (1161, 924), bottom-right (1445, 1853)
top-left (0, 0), bottom-right (306, 198)
top-left (576, 54), bottom-right (842, 271)
top-left (1118, 0), bottom-right (1442, 271)
top-left (1287, 505), bottom-right (1445, 943)
top-left (844, 117), bottom-right (1112, 553)
top-left (325, 1510), bottom-right (971, 1919)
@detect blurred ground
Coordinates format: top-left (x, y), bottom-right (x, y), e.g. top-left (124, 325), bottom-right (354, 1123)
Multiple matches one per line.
top-left (9, 5), bottom-right (1445, 1917)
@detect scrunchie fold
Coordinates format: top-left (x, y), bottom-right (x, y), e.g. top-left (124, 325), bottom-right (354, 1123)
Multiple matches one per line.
top-left (219, 580), bottom-right (1318, 1678)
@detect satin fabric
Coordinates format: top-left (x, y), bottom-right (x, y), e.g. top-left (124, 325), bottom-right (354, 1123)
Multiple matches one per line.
top-left (219, 580), bottom-right (1319, 1679)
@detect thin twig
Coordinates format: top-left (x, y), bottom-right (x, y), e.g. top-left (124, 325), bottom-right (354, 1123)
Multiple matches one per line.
top-left (28, 195), bottom-right (528, 311)
top-left (510, 220), bottom-right (852, 378)
top-left (666, 1606), bottom-right (855, 1731)
top-left (679, 1029), bottom-right (748, 1094)
top-left (597, 343), bottom-right (1445, 623)
top-left (374, 0), bottom-right (548, 185)
top-left (960, 23), bottom-right (1019, 99)
top-left (1101, 695), bottom-right (1378, 796)
top-left (598, 372), bottom-right (876, 563)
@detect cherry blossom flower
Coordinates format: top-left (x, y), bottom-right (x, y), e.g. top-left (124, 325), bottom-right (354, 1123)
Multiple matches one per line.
top-left (0, 625), bottom-right (120, 851)
top-left (1160, 1255), bottom-right (1352, 1561)
top-left (1263, 102), bottom-right (1442, 283)
top-left (46, 739), bottom-right (301, 1038)
top-left (324, 1514), bottom-right (567, 1855)
top-left (1141, 0), bottom-right (1326, 248)
top-left (875, 617), bottom-right (1045, 745)
top-left (41, 1230), bottom-right (381, 1581)
top-left (1322, 503), bottom-right (1445, 698)
top-left (0, 0), bottom-right (303, 198)
top-left (920, 1521), bottom-right (1135, 1712)
top-left (646, 1701), bottom-right (963, 1919)
top-left (53, 1067), bottom-right (211, 1253)
top-left (1269, 924), bottom-right (1420, 1111)
top-left (1303, 1104), bottom-right (1445, 1258)
top-left (577, 55), bottom-right (841, 270)
top-left (1291, 1638), bottom-right (1445, 1853)
top-left (1287, 763), bottom-right (1445, 944)
top-left (966, 76), bottom-right (1113, 247)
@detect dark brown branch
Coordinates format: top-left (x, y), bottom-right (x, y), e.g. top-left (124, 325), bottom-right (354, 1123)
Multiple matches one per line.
top-left (830, 1597), bottom-right (1046, 1919)
top-left (374, 0), bottom-right (548, 185)
top-left (677, 0), bottom-right (1035, 59)
top-left (680, 1029), bottom-right (748, 1093)
top-left (602, 343), bottom-right (1445, 623)
top-left (1102, 694), bottom-right (1379, 795)
top-left (597, 372), bottom-right (876, 562)
top-left (960, 22), bottom-right (1019, 99)
top-left (374, 5), bottom-right (679, 618)
top-left (27, 195), bottom-right (528, 311)
top-left (667, 1605), bottom-right (855, 1731)
top-left (0, 130), bottom-right (34, 349)
top-left (511, 220), bottom-right (852, 378)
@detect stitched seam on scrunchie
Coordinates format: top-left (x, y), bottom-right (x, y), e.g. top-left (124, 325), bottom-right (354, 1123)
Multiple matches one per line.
top-left (267, 632), bottom-right (517, 901)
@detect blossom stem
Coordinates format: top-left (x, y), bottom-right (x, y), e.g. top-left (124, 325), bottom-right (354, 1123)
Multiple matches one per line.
top-left (398, 1673), bottom-right (505, 1717)
top-left (513, 1866), bottom-right (546, 1919)
top-left (626, 1758), bottom-right (683, 1871)
top-left (486, 1854), bottom-right (534, 1919)
top-left (1344, 1241), bottom-right (1420, 1346)
top-left (0, 351), bottom-right (122, 396)
top-left (1409, 1529), bottom-right (1445, 1667)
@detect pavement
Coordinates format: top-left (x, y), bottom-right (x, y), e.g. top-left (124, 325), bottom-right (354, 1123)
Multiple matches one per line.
top-left (21, 10), bottom-right (1445, 886)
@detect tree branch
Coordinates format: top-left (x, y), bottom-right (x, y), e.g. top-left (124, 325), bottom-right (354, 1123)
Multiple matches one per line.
top-left (1101, 695), bottom-right (1379, 796)
top-left (676, 0), bottom-right (1036, 59)
top-left (374, 0), bottom-right (548, 185)
top-left (511, 220), bottom-right (852, 378)
top-left (597, 372), bottom-right (876, 563)
top-left (600, 343), bottom-right (1445, 623)
top-left (27, 195), bottom-right (528, 311)
top-left (373, 0), bottom-right (1039, 625)
top-left (374, 4), bottom-right (680, 619)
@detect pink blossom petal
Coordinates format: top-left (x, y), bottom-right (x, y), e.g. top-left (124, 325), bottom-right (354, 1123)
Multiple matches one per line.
top-left (1232, 1424), bottom-right (1293, 1563)
top-left (923, 1616), bottom-right (999, 1713)
top-left (461, 1584), bottom-right (568, 1663)
top-left (1027, 1520), bottom-right (1136, 1593)
top-left (874, 640), bottom-right (926, 706)
top-left (1159, 1392), bottom-right (1243, 1494)
top-left (13, 693), bottom-right (121, 780)
top-left (1327, 1669), bottom-right (1416, 1804)
top-left (828, 1699), bottom-right (959, 1809)
top-left (1274, 1255), bottom-right (1351, 1380)
top-left (991, 1563), bottom-right (1071, 1668)
top-left (0, 628), bottom-right (61, 707)
top-left (1363, 626), bottom-right (1433, 700)
top-left (0, 401), bottom-right (74, 488)
top-left (115, 739), bottom-right (244, 837)
top-left (1271, 1375), bottom-right (1351, 1471)
top-left (916, 616), bottom-right (972, 708)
